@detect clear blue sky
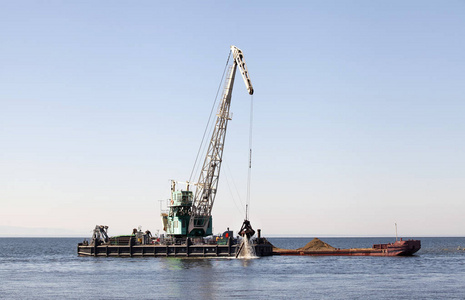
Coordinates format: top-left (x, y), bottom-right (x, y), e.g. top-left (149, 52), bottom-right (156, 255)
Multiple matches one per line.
top-left (1, 1), bottom-right (464, 237)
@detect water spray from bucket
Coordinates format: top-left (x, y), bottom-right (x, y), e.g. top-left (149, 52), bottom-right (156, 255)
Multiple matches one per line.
top-left (236, 218), bottom-right (257, 258)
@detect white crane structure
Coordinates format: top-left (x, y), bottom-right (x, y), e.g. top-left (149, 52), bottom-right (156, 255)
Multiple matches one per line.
top-left (187, 45), bottom-right (254, 236)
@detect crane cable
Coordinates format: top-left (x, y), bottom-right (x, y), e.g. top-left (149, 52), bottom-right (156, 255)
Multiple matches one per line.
top-left (189, 51), bottom-right (232, 183)
top-left (246, 94), bottom-right (254, 220)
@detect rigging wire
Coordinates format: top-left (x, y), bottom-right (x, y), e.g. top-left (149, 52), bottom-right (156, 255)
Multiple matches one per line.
top-left (192, 119), bottom-right (215, 186)
top-left (223, 161), bottom-right (246, 216)
top-left (189, 51), bottom-right (232, 183)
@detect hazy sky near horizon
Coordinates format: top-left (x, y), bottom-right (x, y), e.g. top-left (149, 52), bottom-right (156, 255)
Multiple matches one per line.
top-left (1, 1), bottom-right (464, 237)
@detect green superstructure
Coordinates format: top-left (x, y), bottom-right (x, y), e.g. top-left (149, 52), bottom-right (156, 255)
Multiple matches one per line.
top-left (161, 188), bottom-right (212, 237)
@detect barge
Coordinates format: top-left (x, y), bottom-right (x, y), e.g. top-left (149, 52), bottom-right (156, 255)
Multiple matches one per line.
top-left (77, 225), bottom-right (273, 257)
top-left (272, 238), bottom-right (421, 257)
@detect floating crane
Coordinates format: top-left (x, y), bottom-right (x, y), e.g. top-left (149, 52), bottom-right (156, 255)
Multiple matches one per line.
top-left (161, 45), bottom-right (254, 237)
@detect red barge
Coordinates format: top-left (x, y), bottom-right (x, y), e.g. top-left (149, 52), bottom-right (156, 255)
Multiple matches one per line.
top-left (272, 238), bottom-right (421, 257)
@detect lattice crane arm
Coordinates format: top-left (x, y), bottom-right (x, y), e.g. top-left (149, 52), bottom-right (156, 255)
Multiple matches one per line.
top-left (187, 46), bottom-right (253, 236)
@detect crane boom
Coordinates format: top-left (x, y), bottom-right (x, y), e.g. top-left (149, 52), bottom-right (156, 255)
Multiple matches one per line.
top-left (187, 45), bottom-right (253, 236)
top-left (231, 46), bottom-right (254, 96)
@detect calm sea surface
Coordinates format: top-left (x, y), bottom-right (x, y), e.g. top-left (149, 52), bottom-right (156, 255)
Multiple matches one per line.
top-left (1, 237), bottom-right (464, 299)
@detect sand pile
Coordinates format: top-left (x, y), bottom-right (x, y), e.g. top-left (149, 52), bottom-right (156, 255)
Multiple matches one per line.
top-left (297, 238), bottom-right (336, 251)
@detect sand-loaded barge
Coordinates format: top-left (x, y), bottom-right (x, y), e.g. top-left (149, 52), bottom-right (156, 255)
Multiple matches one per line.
top-left (272, 238), bottom-right (421, 257)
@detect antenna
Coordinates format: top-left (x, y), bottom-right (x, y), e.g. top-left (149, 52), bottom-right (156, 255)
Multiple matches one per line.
top-left (395, 223), bottom-right (398, 241)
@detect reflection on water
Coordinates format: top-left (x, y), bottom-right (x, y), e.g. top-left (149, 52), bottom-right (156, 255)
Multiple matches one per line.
top-left (159, 258), bottom-right (220, 298)
top-left (161, 257), bottom-right (214, 270)
top-left (240, 258), bottom-right (256, 268)
top-left (159, 256), bottom-right (258, 270)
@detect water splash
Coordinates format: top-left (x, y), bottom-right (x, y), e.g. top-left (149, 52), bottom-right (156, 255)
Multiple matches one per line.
top-left (236, 236), bottom-right (258, 259)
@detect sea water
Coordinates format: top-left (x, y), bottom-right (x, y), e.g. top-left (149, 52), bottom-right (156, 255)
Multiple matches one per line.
top-left (1, 237), bottom-right (464, 299)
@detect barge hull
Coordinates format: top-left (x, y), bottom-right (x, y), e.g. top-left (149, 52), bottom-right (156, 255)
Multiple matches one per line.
top-left (273, 239), bottom-right (421, 257)
top-left (273, 249), bottom-right (407, 256)
top-left (77, 243), bottom-right (273, 257)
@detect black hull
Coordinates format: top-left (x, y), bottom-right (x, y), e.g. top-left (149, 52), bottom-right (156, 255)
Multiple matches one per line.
top-left (78, 243), bottom-right (273, 257)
